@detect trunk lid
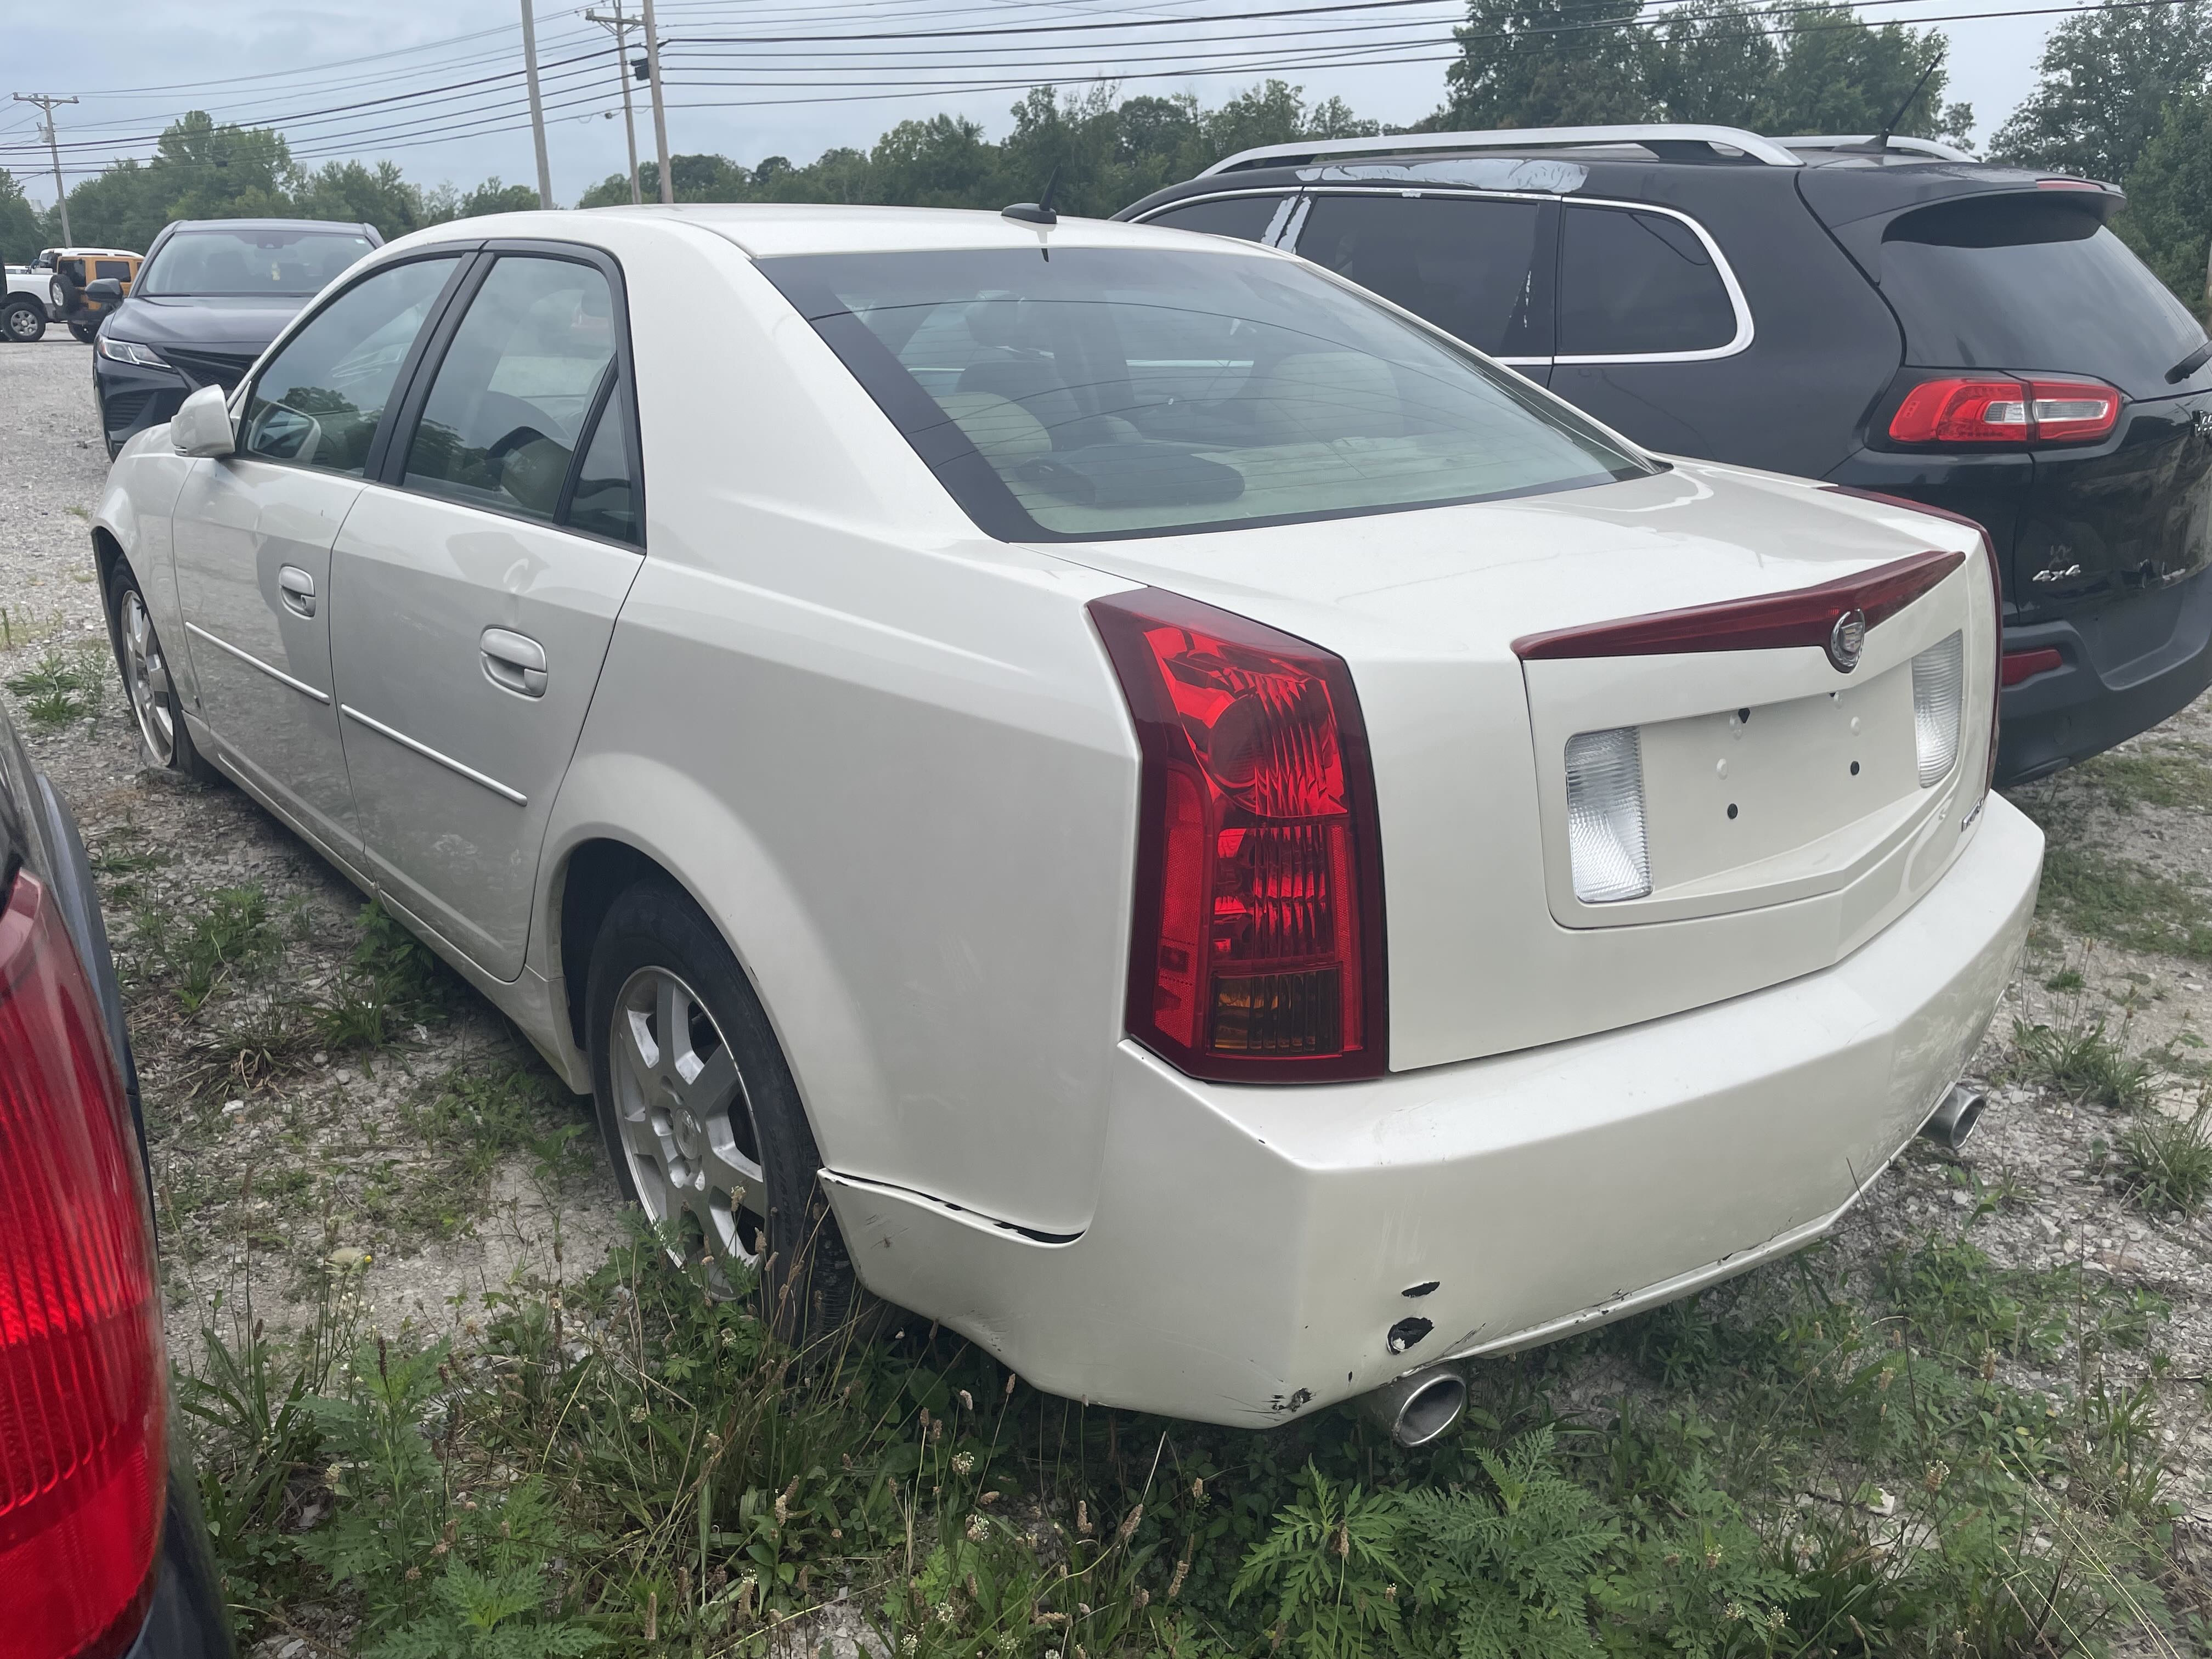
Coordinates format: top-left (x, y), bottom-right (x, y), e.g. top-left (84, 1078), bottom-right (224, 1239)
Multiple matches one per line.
top-left (1053, 461), bottom-right (1997, 1067)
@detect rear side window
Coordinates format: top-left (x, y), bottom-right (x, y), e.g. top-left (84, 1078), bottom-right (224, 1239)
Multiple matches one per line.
top-left (1880, 195), bottom-right (2208, 398)
top-left (93, 261), bottom-right (129, 281)
top-left (403, 256), bottom-right (619, 522)
top-left (1294, 194), bottom-right (1550, 359)
top-left (1559, 205), bottom-right (1739, 358)
top-left (1142, 194), bottom-right (1288, 243)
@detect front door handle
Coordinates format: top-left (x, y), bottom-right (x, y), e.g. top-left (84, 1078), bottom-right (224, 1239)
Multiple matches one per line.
top-left (480, 627), bottom-right (548, 698)
top-left (278, 565), bottom-right (316, 618)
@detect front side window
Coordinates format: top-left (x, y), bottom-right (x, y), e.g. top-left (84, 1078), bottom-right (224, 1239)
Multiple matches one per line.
top-left (402, 256), bottom-right (620, 522)
top-left (1558, 205), bottom-right (1739, 358)
top-left (762, 245), bottom-right (1649, 542)
top-left (138, 228), bottom-right (376, 297)
top-left (240, 256), bottom-right (460, 475)
top-left (1293, 194), bottom-right (1551, 359)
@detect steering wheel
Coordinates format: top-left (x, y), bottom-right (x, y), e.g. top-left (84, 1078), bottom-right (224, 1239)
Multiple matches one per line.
top-left (486, 424), bottom-right (554, 469)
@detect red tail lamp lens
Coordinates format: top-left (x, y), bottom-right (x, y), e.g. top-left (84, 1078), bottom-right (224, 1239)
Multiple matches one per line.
top-left (1889, 376), bottom-right (2121, 446)
top-left (1890, 378), bottom-right (2030, 444)
top-left (0, 871), bottom-right (166, 1659)
top-left (1091, 590), bottom-right (1386, 1082)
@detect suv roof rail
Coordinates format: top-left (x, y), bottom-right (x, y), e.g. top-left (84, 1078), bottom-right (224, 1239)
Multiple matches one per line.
top-left (1200, 123), bottom-right (1807, 176)
top-left (1779, 134), bottom-right (1976, 161)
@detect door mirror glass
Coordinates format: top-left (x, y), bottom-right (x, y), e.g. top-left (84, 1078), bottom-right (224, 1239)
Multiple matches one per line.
top-left (171, 385), bottom-right (235, 458)
top-left (401, 256), bottom-right (619, 522)
top-left (240, 255), bottom-right (461, 475)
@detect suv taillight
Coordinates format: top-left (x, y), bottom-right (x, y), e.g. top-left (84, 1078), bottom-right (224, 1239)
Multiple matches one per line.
top-left (1888, 375), bottom-right (2121, 446)
top-left (1091, 590), bottom-right (1386, 1082)
top-left (0, 870), bottom-right (166, 1659)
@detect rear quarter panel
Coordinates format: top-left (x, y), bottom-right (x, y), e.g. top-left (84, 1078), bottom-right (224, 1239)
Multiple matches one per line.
top-left (540, 228), bottom-right (1144, 1235)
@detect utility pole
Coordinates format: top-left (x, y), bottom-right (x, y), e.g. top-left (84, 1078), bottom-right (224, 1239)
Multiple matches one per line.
top-left (519, 1), bottom-right (555, 208)
top-left (637, 0), bottom-right (674, 205)
top-left (13, 94), bottom-right (78, 245)
top-left (583, 2), bottom-right (642, 205)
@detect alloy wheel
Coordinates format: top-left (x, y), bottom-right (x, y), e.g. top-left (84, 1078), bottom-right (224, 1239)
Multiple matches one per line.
top-left (608, 963), bottom-right (767, 1273)
top-left (118, 590), bottom-right (176, 767)
top-left (5, 306), bottom-right (40, 342)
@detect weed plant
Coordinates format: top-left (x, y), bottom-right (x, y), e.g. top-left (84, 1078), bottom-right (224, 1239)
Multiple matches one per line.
top-left (178, 1194), bottom-right (2190, 1658)
top-left (3, 648), bottom-right (104, 727)
top-left (2010, 1015), bottom-right (2157, 1113)
top-left (2115, 1098), bottom-right (2212, 1215)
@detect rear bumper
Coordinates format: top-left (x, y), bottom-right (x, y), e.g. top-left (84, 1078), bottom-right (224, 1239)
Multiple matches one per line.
top-left (1997, 560), bottom-right (2212, 783)
top-left (123, 1465), bottom-right (234, 1659)
top-left (824, 795), bottom-right (2044, 1426)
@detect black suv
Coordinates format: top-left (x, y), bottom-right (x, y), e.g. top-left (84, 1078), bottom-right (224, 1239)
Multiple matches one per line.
top-left (1118, 126), bottom-right (2212, 785)
top-left (88, 217), bottom-right (381, 459)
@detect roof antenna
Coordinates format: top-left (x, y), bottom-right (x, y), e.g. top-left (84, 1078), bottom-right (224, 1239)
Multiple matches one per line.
top-left (1865, 57), bottom-right (1942, 154)
top-left (1002, 164), bottom-right (1060, 226)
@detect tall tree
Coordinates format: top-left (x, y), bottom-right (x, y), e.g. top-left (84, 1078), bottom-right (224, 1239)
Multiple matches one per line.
top-left (1767, 5), bottom-right (1970, 141)
top-left (1645, 0), bottom-right (1780, 128)
top-left (1992, 0), bottom-right (2212, 179)
top-left (0, 170), bottom-right (41, 264)
top-left (2121, 95), bottom-right (2212, 309)
top-left (1437, 0), bottom-right (1649, 129)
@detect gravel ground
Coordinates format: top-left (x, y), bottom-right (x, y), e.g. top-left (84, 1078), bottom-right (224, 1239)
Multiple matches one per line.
top-left (0, 335), bottom-right (624, 1367)
top-left (8, 333), bottom-right (2212, 1640)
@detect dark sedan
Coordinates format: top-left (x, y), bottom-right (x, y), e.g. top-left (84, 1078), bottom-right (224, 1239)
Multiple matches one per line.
top-left (0, 699), bottom-right (234, 1657)
top-left (88, 219), bottom-right (381, 458)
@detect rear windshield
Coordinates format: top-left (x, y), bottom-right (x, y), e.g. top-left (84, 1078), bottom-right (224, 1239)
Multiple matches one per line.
top-left (759, 245), bottom-right (1650, 542)
top-left (138, 228), bottom-right (375, 298)
top-left (1881, 195), bottom-right (2208, 398)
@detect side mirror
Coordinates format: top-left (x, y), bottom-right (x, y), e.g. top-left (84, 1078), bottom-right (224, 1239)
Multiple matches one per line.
top-left (171, 384), bottom-right (235, 459)
top-left (83, 278), bottom-right (123, 303)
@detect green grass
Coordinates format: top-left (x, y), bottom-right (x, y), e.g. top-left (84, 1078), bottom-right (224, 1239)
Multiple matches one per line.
top-left (314, 899), bottom-right (455, 1053)
top-left (2116, 1102), bottom-right (2212, 1216)
top-left (176, 1206), bottom-right (2190, 1659)
top-left (2069, 743), bottom-right (2212, 813)
top-left (2030, 841), bottom-right (2212, 961)
top-left (2, 650), bottom-right (103, 728)
top-left (2010, 1014), bottom-right (2159, 1111)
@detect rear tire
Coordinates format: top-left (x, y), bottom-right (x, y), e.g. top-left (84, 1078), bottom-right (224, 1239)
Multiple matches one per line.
top-left (68, 320), bottom-right (99, 345)
top-left (106, 563), bottom-right (219, 785)
top-left (584, 877), bottom-right (864, 1343)
top-left (2, 298), bottom-right (44, 343)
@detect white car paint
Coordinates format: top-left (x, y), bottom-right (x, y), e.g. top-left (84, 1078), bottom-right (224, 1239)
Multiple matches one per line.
top-left (93, 204), bottom-right (2040, 1428)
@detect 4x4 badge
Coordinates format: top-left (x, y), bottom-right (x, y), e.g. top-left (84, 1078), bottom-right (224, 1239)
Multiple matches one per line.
top-left (1827, 608), bottom-right (1866, 672)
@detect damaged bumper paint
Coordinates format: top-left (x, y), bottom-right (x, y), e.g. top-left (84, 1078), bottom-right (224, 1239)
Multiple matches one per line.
top-left (821, 795), bottom-right (2042, 1428)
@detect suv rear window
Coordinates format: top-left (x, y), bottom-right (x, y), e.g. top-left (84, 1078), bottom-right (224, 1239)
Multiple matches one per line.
top-left (761, 245), bottom-right (1650, 542)
top-left (1880, 195), bottom-right (2208, 398)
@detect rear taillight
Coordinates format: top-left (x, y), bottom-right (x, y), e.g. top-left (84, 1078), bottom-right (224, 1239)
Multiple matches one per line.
top-left (1564, 727), bottom-right (1650, 902)
top-left (1888, 375), bottom-right (2120, 447)
top-left (0, 870), bottom-right (165, 1659)
top-left (2001, 646), bottom-right (2064, 686)
top-left (1911, 633), bottom-right (1966, 786)
top-left (1091, 590), bottom-right (1386, 1082)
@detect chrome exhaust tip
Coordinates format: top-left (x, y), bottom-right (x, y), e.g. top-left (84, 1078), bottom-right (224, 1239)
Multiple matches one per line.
top-left (1920, 1084), bottom-right (1987, 1153)
top-left (1355, 1365), bottom-right (1468, 1448)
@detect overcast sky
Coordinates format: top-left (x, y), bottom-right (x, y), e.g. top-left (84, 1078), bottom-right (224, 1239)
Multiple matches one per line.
top-left (4, 0), bottom-right (2059, 212)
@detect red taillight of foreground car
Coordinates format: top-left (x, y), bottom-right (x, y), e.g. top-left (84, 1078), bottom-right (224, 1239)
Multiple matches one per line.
top-left (0, 871), bottom-right (166, 1659)
top-left (1091, 590), bottom-right (1386, 1082)
top-left (1889, 376), bottom-right (2121, 446)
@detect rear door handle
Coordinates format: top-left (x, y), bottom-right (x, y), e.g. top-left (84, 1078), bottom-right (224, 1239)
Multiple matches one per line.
top-left (480, 627), bottom-right (548, 698)
top-left (278, 565), bottom-right (316, 618)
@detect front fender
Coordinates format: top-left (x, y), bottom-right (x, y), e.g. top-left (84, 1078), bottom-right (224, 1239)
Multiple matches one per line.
top-left (96, 449), bottom-right (196, 704)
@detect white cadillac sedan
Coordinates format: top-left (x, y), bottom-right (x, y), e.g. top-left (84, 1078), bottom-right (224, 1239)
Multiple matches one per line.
top-left (92, 205), bottom-right (2040, 1439)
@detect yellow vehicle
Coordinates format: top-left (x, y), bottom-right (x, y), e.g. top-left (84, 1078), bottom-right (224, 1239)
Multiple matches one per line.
top-left (41, 247), bottom-right (142, 342)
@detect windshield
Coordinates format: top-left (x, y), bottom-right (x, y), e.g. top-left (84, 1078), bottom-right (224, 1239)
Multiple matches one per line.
top-left (138, 228), bottom-right (375, 298)
top-left (1881, 196), bottom-right (2209, 399)
top-left (760, 246), bottom-right (1651, 541)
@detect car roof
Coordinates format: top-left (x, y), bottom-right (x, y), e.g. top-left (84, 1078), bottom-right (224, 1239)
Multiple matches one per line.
top-left (49, 247), bottom-right (139, 258)
top-left (378, 202), bottom-right (1282, 264)
top-left (157, 218), bottom-right (375, 234)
